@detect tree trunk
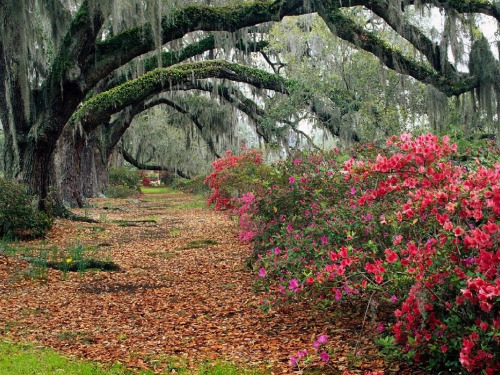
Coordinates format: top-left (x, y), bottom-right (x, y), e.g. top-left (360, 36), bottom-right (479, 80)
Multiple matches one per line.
top-left (53, 125), bottom-right (86, 208)
top-left (82, 130), bottom-right (109, 198)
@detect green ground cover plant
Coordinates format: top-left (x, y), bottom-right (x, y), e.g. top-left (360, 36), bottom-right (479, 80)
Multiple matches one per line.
top-left (0, 341), bottom-right (264, 375)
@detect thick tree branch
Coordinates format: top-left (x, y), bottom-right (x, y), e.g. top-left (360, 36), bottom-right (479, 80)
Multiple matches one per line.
top-left (104, 34), bottom-right (270, 92)
top-left (33, 0), bottom-right (107, 142)
top-left (74, 61), bottom-right (289, 132)
top-left (360, 1), bottom-right (461, 79)
top-left (121, 147), bottom-right (191, 179)
top-left (86, 0), bottom-right (306, 89)
top-left (416, 0), bottom-right (500, 21)
top-left (314, 4), bottom-right (477, 96)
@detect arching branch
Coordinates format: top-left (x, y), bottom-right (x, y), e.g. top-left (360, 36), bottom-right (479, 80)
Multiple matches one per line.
top-left (86, 0), bottom-right (307, 89)
top-left (74, 60), bottom-right (289, 132)
top-left (121, 147), bottom-right (191, 179)
top-left (314, 3), bottom-right (477, 96)
top-left (360, 1), bottom-right (461, 79)
top-left (416, 0), bottom-right (500, 21)
top-left (105, 97), bottom-right (221, 161)
top-left (103, 34), bottom-right (270, 92)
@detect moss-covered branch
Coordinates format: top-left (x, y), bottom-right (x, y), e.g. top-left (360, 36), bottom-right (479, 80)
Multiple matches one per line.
top-left (34, 0), bottom-right (107, 141)
top-left (121, 148), bottom-right (191, 179)
top-left (86, 0), bottom-right (305, 89)
top-left (315, 4), bottom-right (478, 96)
top-left (416, 0), bottom-right (500, 21)
top-left (104, 34), bottom-right (270, 92)
top-left (74, 61), bottom-right (288, 132)
top-left (359, 1), bottom-right (462, 80)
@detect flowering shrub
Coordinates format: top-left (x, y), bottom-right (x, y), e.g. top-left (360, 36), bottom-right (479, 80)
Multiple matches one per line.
top-left (206, 134), bottom-right (500, 373)
top-left (204, 149), bottom-right (269, 211)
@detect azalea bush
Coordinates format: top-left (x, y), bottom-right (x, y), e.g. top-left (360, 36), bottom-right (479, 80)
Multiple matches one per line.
top-left (206, 134), bottom-right (500, 374)
top-left (205, 149), bottom-right (267, 211)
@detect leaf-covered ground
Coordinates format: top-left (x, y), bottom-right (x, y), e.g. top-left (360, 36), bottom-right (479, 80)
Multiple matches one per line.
top-left (0, 190), bottom-right (418, 374)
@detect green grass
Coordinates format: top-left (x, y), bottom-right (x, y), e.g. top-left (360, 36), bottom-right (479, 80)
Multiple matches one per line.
top-left (0, 341), bottom-right (266, 375)
top-left (0, 341), bottom-right (148, 375)
top-left (0, 242), bottom-right (118, 278)
top-left (140, 186), bottom-right (172, 194)
top-left (182, 239), bottom-right (219, 250)
top-left (172, 200), bottom-right (206, 209)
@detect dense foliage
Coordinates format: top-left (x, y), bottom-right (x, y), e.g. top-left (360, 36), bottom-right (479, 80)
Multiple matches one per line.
top-left (105, 167), bottom-right (141, 198)
top-left (206, 134), bottom-right (500, 374)
top-left (0, 178), bottom-right (52, 238)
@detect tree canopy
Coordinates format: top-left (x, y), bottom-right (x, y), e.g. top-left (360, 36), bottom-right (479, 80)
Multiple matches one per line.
top-left (0, 0), bottom-right (499, 210)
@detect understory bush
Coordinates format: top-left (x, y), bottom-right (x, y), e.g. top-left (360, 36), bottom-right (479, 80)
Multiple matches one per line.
top-left (206, 135), bottom-right (500, 374)
top-left (0, 178), bottom-right (52, 238)
top-left (172, 175), bottom-right (211, 196)
top-left (106, 167), bottom-right (141, 198)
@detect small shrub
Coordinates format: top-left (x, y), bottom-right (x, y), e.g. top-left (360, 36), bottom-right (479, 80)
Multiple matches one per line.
top-left (105, 185), bottom-right (139, 199)
top-left (106, 167), bottom-right (141, 198)
top-left (108, 167), bottom-right (141, 190)
top-left (0, 178), bottom-right (52, 238)
top-left (159, 171), bottom-right (174, 185)
top-left (172, 175), bottom-right (211, 196)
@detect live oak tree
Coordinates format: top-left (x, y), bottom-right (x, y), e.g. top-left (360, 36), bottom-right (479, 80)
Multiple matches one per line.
top-left (1, 0), bottom-right (499, 212)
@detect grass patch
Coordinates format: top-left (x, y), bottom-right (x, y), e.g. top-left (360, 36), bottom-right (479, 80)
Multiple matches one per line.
top-left (171, 200), bottom-right (206, 210)
top-left (169, 227), bottom-right (181, 237)
top-left (141, 186), bottom-right (172, 194)
top-left (182, 239), bottom-right (219, 250)
top-left (0, 341), bottom-right (147, 375)
top-left (0, 242), bottom-right (119, 278)
top-left (114, 219), bottom-right (157, 227)
top-left (0, 341), bottom-right (266, 374)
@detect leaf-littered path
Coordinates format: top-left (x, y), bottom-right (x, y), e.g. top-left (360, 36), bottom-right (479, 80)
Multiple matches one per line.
top-left (0, 190), bottom-right (414, 374)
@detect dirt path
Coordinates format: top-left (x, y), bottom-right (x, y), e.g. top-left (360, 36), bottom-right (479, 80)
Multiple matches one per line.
top-left (0, 190), bottom-right (405, 374)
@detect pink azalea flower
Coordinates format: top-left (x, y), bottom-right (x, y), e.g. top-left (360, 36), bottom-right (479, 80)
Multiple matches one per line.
top-left (258, 268), bottom-right (266, 277)
top-left (289, 278), bottom-right (300, 292)
top-left (289, 176), bottom-right (296, 184)
top-left (319, 351), bottom-right (330, 362)
top-left (317, 335), bottom-right (328, 345)
top-left (335, 288), bottom-right (342, 300)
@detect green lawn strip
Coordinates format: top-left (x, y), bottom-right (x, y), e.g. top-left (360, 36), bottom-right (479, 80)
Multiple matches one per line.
top-left (141, 186), bottom-right (207, 209)
top-left (140, 186), bottom-right (172, 194)
top-left (0, 341), bottom-right (147, 375)
top-left (0, 341), bottom-right (265, 375)
top-left (171, 200), bottom-right (206, 209)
